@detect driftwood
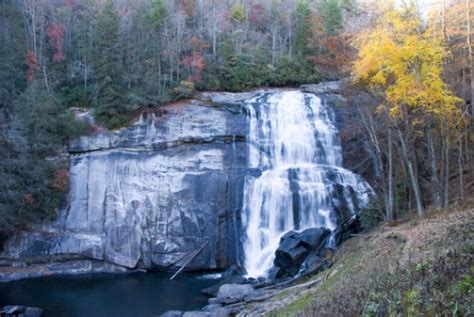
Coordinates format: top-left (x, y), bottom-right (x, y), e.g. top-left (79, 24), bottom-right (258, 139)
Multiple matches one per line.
top-left (170, 241), bottom-right (209, 280)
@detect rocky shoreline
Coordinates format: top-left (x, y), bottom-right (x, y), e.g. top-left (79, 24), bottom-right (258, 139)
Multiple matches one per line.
top-left (0, 255), bottom-right (137, 283)
top-left (159, 215), bottom-right (360, 317)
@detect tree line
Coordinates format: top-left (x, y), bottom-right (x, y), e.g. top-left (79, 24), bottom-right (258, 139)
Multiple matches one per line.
top-left (0, 0), bottom-right (353, 238)
top-left (0, 0), bottom-right (472, 238)
top-left (352, 0), bottom-right (472, 225)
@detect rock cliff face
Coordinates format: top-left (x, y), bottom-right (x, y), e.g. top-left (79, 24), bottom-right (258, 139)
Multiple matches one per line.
top-left (2, 97), bottom-right (249, 271)
top-left (1, 83), bottom-right (373, 277)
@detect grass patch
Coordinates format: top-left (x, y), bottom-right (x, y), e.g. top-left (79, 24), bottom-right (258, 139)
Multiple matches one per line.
top-left (268, 292), bottom-right (313, 317)
top-left (318, 253), bottom-right (359, 295)
top-left (247, 209), bottom-right (473, 317)
top-left (274, 290), bottom-right (290, 300)
top-left (293, 208), bottom-right (474, 317)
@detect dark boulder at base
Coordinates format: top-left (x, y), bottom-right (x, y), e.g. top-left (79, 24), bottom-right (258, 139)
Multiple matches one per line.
top-left (274, 237), bottom-right (309, 269)
top-left (271, 227), bottom-right (331, 280)
top-left (333, 216), bottom-right (361, 246)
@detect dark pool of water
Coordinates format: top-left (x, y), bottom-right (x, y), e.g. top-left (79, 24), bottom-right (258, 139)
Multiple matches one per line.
top-left (0, 272), bottom-right (221, 317)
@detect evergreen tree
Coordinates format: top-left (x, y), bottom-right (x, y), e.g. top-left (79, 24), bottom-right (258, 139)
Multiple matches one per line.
top-left (93, 0), bottom-right (131, 128)
top-left (294, 0), bottom-right (313, 57)
top-left (151, 0), bottom-right (167, 26)
top-left (0, 0), bottom-right (26, 108)
top-left (320, 0), bottom-right (343, 36)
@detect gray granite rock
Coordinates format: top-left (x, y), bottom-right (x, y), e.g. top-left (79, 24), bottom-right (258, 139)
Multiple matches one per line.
top-left (1, 100), bottom-right (248, 275)
top-left (216, 284), bottom-right (255, 301)
top-left (300, 80), bottom-right (344, 95)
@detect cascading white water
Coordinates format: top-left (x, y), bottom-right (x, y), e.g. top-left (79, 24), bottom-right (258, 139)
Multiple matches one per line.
top-left (243, 91), bottom-right (371, 278)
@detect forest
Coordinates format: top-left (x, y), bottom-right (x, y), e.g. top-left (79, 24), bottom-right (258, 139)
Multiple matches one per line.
top-left (0, 0), bottom-right (472, 239)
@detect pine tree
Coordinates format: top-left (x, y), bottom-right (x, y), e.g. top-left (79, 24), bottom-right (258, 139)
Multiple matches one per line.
top-left (0, 1), bottom-right (27, 108)
top-left (294, 0), bottom-right (313, 57)
top-left (320, 0), bottom-right (343, 36)
top-left (93, 0), bottom-right (130, 128)
top-left (151, 0), bottom-right (167, 26)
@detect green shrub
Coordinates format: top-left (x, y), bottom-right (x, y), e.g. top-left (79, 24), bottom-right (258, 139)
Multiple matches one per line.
top-left (359, 196), bottom-right (386, 230)
top-left (173, 80), bottom-right (196, 99)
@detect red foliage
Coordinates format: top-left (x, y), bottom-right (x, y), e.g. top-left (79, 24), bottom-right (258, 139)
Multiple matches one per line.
top-left (26, 50), bottom-right (38, 82)
top-left (306, 35), bottom-right (355, 78)
top-left (47, 23), bottom-right (65, 62)
top-left (250, 4), bottom-right (266, 30)
top-left (189, 36), bottom-right (209, 51)
top-left (49, 169), bottom-right (69, 192)
top-left (181, 52), bottom-right (205, 82)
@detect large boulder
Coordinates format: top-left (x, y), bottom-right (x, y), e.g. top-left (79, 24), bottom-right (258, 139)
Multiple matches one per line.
top-left (272, 227), bottom-right (331, 280)
top-left (333, 215), bottom-right (361, 246)
top-left (216, 284), bottom-right (255, 302)
top-left (274, 237), bottom-right (308, 269)
top-left (275, 228), bottom-right (330, 266)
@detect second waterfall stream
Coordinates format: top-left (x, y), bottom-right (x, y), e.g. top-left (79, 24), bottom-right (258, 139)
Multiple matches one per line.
top-left (242, 91), bottom-right (372, 278)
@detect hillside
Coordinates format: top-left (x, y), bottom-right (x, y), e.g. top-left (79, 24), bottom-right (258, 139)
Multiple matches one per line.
top-left (237, 205), bottom-right (474, 316)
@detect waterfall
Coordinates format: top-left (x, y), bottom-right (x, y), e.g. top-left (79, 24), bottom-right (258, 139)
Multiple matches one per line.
top-left (242, 91), bottom-right (372, 278)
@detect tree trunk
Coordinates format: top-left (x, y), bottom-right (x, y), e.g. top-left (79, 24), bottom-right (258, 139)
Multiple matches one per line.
top-left (42, 65), bottom-right (50, 95)
top-left (441, 0), bottom-right (447, 41)
top-left (458, 137), bottom-right (464, 201)
top-left (358, 107), bottom-right (383, 177)
top-left (443, 122), bottom-right (450, 208)
top-left (427, 128), bottom-right (442, 209)
top-left (467, 0), bottom-right (474, 119)
top-left (387, 128), bottom-right (394, 222)
top-left (396, 128), bottom-right (425, 217)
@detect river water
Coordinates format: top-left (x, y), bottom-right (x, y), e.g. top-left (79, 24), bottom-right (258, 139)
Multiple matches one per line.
top-left (0, 272), bottom-right (220, 317)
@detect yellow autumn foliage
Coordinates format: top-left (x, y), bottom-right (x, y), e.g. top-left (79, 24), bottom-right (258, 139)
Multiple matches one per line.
top-left (353, 3), bottom-right (462, 121)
